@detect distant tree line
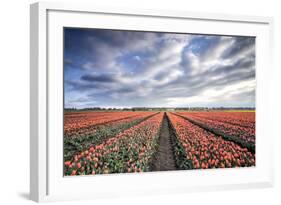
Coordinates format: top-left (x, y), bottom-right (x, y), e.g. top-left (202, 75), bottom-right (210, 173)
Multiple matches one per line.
top-left (64, 107), bottom-right (255, 112)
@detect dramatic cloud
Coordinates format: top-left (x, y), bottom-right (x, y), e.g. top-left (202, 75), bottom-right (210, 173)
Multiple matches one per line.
top-left (64, 28), bottom-right (255, 108)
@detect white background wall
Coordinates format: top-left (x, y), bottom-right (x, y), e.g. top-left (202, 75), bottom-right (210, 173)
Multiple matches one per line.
top-left (0, 0), bottom-right (280, 204)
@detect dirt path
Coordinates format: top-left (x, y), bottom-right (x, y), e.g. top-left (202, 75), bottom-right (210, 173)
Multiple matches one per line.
top-left (150, 113), bottom-right (177, 171)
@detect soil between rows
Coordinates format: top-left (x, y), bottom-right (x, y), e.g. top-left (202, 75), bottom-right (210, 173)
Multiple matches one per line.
top-left (150, 113), bottom-right (177, 171)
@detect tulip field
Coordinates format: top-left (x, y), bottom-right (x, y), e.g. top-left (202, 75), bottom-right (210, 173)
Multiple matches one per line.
top-left (64, 110), bottom-right (255, 176)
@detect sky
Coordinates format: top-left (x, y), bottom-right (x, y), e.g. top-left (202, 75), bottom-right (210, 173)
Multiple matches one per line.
top-left (64, 28), bottom-right (255, 109)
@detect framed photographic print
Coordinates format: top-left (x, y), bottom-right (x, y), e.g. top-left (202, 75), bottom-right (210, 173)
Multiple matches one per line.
top-left (30, 2), bottom-right (274, 202)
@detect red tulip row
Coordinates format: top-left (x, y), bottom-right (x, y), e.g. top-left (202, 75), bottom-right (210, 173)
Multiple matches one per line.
top-left (64, 112), bottom-right (164, 175)
top-left (175, 112), bottom-right (255, 146)
top-left (179, 111), bottom-right (255, 129)
top-left (167, 113), bottom-right (255, 169)
top-left (64, 111), bottom-right (154, 133)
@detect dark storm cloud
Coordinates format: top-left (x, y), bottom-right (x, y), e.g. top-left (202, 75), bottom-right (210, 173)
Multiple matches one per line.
top-left (64, 28), bottom-right (255, 108)
top-left (81, 73), bottom-right (118, 83)
top-left (116, 87), bottom-right (136, 94)
top-left (65, 79), bottom-right (110, 91)
top-left (64, 28), bottom-right (159, 72)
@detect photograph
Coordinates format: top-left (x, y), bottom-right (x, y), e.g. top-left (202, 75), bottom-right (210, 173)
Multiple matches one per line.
top-left (63, 28), bottom-right (256, 176)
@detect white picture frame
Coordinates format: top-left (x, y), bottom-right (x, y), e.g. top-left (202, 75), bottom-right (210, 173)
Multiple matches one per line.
top-left (30, 1), bottom-right (274, 202)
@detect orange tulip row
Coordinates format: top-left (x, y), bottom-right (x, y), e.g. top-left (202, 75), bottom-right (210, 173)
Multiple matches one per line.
top-left (64, 111), bottom-right (156, 133)
top-left (64, 112), bottom-right (164, 175)
top-left (178, 111), bottom-right (255, 129)
top-left (176, 112), bottom-right (255, 146)
top-left (167, 113), bottom-right (255, 169)
top-left (64, 111), bottom-right (156, 138)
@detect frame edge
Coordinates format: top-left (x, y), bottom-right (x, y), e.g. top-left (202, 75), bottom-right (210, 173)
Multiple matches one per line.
top-left (39, 1), bottom-right (272, 24)
top-left (30, 2), bottom-right (39, 202)
top-left (30, 2), bottom-right (48, 202)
